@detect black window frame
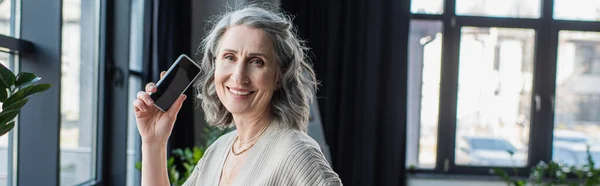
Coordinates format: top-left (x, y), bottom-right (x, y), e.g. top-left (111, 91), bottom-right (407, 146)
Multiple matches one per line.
top-left (408, 0), bottom-right (600, 177)
top-left (0, 0), bottom-right (141, 185)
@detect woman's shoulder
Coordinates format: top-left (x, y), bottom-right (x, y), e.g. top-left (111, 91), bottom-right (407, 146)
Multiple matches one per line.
top-left (280, 129), bottom-right (321, 150)
top-left (263, 124), bottom-right (321, 153)
top-left (275, 129), bottom-right (326, 163)
top-left (269, 128), bottom-right (342, 185)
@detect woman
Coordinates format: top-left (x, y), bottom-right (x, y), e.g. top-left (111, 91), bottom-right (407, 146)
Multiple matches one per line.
top-left (133, 5), bottom-right (342, 186)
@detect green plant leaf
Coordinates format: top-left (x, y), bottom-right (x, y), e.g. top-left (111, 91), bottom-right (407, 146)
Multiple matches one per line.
top-left (3, 98), bottom-right (28, 111)
top-left (14, 72), bottom-right (41, 90)
top-left (0, 64), bottom-right (15, 90)
top-left (169, 164), bottom-right (179, 184)
top-left (515, 180), bottom-right (525, 186)
top-left (168, 157), bottom-right (174, 167)
top-left (4, 84), bottom-right (50, 109)
top-left (183, 162), bottom-right (192, 171)
top-left (181, 172), bottom-right (191, 185)
top-left (0, 121), bottom-right (15, 136)
top-left (0, 88), bottom-right (8, 102)
top-left (0, 109), bottom-right (19, 125)
top-left (193, 147), bottom-right (203, 162)
top-left (135, 162), bottom-right (142, 171)
top-left (167, 157), bottom-right (177, 184)
top-left (173, 148), bottom-right (184, 159)
top-left (184, 148), bottom-right (193, 160)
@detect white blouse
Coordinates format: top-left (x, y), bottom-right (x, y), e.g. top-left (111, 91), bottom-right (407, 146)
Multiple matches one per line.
top-left (182, 121), bottom-right (342, 186)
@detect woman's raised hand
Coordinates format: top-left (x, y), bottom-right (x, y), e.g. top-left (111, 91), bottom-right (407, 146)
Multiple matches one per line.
top-left (133, 71), bottom-right (187, 145)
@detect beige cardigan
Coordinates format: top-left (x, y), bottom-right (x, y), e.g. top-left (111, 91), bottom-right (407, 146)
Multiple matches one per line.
top-left (182, 121), bottom-right (342, 186)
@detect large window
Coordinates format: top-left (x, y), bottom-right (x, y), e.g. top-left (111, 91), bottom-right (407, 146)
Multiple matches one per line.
top-left (0, 0), bottom-right (18, 185)
top-left (59, 0), bottom-right (100, 184)
top-left (553, 31), bottom-right (600, 168)
top-left (411, 0), bottom-right (444, 14)
top-left (455, 27), bottom-right (534, 167)
top-left (554, 0), bottom-right (600, 21)
top-left (0, 0), bottom-right (137, 185)
top-left (0, 0), bottom-right (13, 36)
top-left (407, 20), bottom-right (443, 169)
top-left (126, 0), bottom-right (146, 185)
top-left (456, 0), bottom-right (541, 18)
top-left (407, 0), bottom-right (600, 176)
top-left (0, 52), bottom-right (15, 186)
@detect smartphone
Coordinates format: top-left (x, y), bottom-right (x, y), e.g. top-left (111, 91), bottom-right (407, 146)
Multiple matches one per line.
top-left (150, 54), bottom-right (201, 112)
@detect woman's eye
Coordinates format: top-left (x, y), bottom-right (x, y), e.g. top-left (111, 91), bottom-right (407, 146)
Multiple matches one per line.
top-left (250, 60), bottom-right (264, 66)
top-left (224, 55), bottom-right (235, 61)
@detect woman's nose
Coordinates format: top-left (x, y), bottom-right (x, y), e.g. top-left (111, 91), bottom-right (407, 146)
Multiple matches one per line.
top-left (231, 62), bottom-right (249, 84)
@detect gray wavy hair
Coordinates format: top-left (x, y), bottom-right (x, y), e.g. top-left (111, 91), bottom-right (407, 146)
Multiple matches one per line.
top-left (195, 5), bottom-right (317, 132)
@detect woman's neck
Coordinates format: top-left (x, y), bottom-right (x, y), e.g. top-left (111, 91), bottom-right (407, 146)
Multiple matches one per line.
top-left (232, 109), bottom-right (272, 142)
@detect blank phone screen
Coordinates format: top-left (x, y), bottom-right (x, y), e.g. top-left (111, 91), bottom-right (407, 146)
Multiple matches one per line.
top-left (151, 55), bottom-right (201, 111)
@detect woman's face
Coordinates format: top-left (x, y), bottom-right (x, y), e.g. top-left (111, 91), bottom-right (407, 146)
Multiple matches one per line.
top-left (214, 25), bottom-right (279, 117)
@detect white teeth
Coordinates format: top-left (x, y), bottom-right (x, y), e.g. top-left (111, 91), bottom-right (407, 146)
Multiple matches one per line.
top-left (229, 88), bottom-right (251, 96)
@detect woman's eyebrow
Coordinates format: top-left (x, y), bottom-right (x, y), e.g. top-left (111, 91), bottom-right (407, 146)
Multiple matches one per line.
top-left (221, 48), bottom-right (237, 53)
top-left (248, 53), bottom-right (267, 58)
top-left (221, 48), bottom-right (268, 58)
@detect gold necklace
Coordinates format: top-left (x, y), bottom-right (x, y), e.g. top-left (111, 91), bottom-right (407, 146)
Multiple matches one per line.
top-left (231, 124), bottom-right (269, 156)
top-left (231, 136), bottom-right (257, 156)
top-left (238, 125), bottom-right (269, 144)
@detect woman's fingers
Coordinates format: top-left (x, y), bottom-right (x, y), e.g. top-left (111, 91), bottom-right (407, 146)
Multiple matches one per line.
top-left (145, 83), bottom-right (157, 94)
top-left (145, 71), bottom-right (166, 93)
top-left (136, 73), bottom-right (167, 115)
top-left (144, 71), bottom-right (166, 94)
top-left (160, 71), bottom-right (166, 79)
top-left (133, 99), bottom-right (147, 112)
top-left (137, 91), bottom-right (154, 105)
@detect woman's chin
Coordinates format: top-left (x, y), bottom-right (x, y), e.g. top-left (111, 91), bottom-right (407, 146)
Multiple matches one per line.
top-left (225, 105), bottom-right (250, 115)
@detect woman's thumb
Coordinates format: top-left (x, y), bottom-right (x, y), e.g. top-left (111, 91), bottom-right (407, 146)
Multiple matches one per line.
top-left (167, 94), bottom-right (187, 117)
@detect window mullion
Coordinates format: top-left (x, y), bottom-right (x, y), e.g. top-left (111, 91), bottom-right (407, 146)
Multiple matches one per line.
top-left (436, 9), bottom-right (461, 174)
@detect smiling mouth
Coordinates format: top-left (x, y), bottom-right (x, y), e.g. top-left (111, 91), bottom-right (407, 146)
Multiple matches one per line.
top-left (227, 86), bottom-right (255, 96)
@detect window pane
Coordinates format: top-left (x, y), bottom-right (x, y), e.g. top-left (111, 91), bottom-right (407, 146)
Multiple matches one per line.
top-left (60, 0), bottom-right (100, 185)
top-left (411, 0), bottom-right (444, 14)
top-left (554, 0), bottom-right (600, 21)
top-left (406, 20), bottom-right (443, 169)
top-left (456, 0), bottom-right (541, 18)
top-left (455, 27), bottom-right (534, 167)
top-left (0, 0), bottom-right (10, 35)
top-left (553, 31), bottom-right (600, 168)
top-left (0, 133), bottom-right (8, 186)
top-left (0, 1), bottom-right (17, 185)
top-left (128, 0), bottom-right (144, 72)
top-left (0, 52), bottom-right (12, 186)
top-left (127, 0), bottom-right (145, 185)
top-left (127, 76), bottom-right (142, 186)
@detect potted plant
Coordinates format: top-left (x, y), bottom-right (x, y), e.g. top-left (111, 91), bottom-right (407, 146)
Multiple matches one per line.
top-left (491, 146), bottom-right (600, 186)
top-left (0, 64), bottom-right (51, 136)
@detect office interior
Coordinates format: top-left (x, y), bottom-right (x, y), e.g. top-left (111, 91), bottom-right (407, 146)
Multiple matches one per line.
top-left (1, 0), bottom-right (600, 185)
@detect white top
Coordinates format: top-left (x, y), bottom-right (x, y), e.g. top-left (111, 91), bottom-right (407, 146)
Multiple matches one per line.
top-left (182, 121), bottom-right (343, 186)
